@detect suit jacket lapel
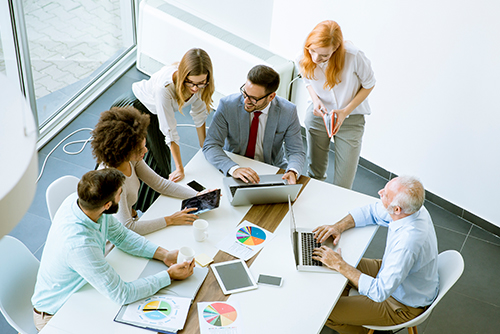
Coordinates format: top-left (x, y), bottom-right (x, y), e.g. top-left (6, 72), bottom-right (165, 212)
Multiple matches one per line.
top-left (263, 99), bottom-right (279, 163)
top-left (238, 97), bottom-right (250, 152)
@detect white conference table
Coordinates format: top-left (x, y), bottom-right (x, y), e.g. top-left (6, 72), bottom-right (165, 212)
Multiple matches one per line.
top-left (40, 150), bottom-right (377, 334)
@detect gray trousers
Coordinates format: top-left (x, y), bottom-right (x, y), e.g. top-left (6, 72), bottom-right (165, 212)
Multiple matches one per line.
top-left (305, 106), bottom-right (365, 189)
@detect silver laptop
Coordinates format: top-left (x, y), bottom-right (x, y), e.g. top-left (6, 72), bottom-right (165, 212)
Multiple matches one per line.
top-left (223, 174), bottom-right (302, 206)
top-left (288, 197), bottom-right (338, 273)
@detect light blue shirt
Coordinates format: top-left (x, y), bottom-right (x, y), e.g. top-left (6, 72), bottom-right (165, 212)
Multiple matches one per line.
top-left (32, 193), bottom-right (171, 314)
top-left (350, 201), bottom-right (439, 308)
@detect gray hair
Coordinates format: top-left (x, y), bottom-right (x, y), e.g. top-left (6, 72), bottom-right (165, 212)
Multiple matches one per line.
top-left (387, 175), bottom-right (425, 215)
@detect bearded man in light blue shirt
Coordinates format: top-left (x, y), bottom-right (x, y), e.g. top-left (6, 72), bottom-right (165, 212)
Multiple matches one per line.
top-left (32, 168), bottom-right (194, 331)
top-left (312, 176), bottom-right (439, 334)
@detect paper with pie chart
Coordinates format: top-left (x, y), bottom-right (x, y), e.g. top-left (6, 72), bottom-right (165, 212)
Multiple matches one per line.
top-left (197, 301), bottom-right (243, 334)
top-left (118, 294), bottom-right (191, 331)
top-left (217, 220), bottom-right (275, 260)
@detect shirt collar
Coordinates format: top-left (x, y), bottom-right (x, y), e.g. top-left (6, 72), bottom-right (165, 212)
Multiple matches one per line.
top-left (389, 209), bottom-right (421, 231)
top-left (71, 195), bottom-right (103, 231)
top-left (255, 101), bottom-right (271, 115)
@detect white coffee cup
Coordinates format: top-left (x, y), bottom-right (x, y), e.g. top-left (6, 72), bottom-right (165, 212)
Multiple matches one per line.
top-left (193, 219), bottom-right (209, 242)
top-left (177, 246), bottom-right (195, 264)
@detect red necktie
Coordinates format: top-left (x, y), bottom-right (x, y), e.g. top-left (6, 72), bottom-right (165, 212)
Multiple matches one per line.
top-left (245, 111), bottom-right (262, 159)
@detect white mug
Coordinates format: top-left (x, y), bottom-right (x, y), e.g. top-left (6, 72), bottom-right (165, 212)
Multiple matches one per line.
top-left (193, 219), bottom-right (209, 242)
top-left (177, 246), bottom-right (195, 264)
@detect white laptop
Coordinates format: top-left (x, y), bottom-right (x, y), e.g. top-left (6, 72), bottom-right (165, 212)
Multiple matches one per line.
top-left (223, 174), bottom-right (302, 206)
top-left (288, 197), bottom-right (338, 273)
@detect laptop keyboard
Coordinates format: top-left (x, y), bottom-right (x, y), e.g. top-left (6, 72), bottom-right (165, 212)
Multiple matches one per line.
top-left (301, 233), bottom-right (322, 266)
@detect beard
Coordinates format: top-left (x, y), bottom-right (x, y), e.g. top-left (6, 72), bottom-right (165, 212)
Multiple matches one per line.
top-left (103, 201), bottom-right (119, 214)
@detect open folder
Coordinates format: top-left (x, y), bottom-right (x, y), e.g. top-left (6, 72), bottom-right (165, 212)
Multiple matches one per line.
top-left (114, 260), bottom-right (209, 333)
top-left (322, 110), bottom-right (337, 138)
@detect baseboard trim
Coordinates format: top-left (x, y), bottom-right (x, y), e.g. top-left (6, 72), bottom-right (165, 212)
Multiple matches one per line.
top-left (358, 156), bottom-right (500, 238)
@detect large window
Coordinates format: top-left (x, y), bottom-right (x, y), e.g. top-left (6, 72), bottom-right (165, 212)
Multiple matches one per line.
top-left (0, 0), bottom-right (137, 145)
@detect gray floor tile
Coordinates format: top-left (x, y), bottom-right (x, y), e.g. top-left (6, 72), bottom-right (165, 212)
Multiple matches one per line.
top-left (320, 324), bottom-right (337, 334)
top-left (363, 226), bottom-right (388, 259)
top-left (9, 212), bottom-right (50, 260)
top-left (423, 290), bottom-right (500, 334)
top-left (456, 236), bottom-right (500, 306)
top-left (435, 225), bottom-right (468, 253)
top-left (123, 66), bottom-right (150, 81)
top-left (352, 166), bottom-right (387, 198)
top-left (425, 201), bottom-right (472, 235)
top-left (469, 225), bottom-right (500, 246)
top-left (0, 316), bottom-right (17, 334)
top-left (179, 143), bottom-right (202, 168)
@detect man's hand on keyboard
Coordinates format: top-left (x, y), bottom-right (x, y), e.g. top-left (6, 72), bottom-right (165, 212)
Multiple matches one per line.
top-left (312, 246), bottom-right (343, 271)
top-left (313, 224), bottom-right (342, 244)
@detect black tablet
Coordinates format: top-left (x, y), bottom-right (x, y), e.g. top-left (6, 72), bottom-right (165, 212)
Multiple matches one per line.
top-left (181, 189), bottom-right (221, 214)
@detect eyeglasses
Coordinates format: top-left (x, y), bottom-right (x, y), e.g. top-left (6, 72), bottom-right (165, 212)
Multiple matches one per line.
top-left (184, 80), bottom-right (209, 88)
top-left (240, 84), bottom-right (272, 105)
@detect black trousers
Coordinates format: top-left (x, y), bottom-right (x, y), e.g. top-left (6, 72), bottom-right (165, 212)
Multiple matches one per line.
top-left (110, 90), bottom-right (172, 213)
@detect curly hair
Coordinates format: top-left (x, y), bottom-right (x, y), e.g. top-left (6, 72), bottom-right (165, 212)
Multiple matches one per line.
top-left (91, 107), bottom-right (150, 168)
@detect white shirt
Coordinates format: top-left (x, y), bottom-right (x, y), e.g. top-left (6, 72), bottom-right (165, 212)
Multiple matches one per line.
top-left (132, 65), bottom-right (209, 146)
top-left (252, 102), bottom-right (271, 162)
top-left (298, 41), bottom-right (376, 116)
top-left (228, 103), bottom-right (272, 176)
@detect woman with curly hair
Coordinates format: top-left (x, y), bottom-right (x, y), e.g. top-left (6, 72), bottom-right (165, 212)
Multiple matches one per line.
top-left (298, 20), bottom-right (376, 189)
top-left (91, 106), bottom-right (200, 240)
top-left (112, 48), bottom-right (214, 212)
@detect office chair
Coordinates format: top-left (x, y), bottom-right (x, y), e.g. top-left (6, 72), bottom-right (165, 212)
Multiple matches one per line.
top-left (0, 236), bottom-right (40, 334)
top-left (351, 250), bottom-right (464, 334)
top-left (46, 175), bottom-right (80, 221)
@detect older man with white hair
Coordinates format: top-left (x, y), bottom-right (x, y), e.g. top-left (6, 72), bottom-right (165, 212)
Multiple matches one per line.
top-left (312, 176), bottom-right (439, 334)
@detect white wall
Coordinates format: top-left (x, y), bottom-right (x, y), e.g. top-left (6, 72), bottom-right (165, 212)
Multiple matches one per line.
top-left (163, 0), bottom-right (500, 227)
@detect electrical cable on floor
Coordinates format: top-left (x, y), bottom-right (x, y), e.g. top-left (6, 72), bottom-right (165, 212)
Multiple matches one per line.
top-left (36, 124), bottom-right (204, 183)
top-left (36, 128), bottom-right (94, 183)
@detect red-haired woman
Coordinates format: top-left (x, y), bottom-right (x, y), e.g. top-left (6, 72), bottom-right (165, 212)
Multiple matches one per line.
top-left (298, 20), bottom-right (375, 189)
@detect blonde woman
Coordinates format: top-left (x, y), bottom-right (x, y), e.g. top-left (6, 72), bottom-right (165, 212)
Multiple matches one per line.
top-left (298, 21), bottom-right (375, 189)
top-left (112, 48), bottom-right (215, 211)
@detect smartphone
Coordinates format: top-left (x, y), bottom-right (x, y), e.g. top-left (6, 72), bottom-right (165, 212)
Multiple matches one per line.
top-left (181, 189), bottom-right (221, 214)
top-left (257, 274), bottom-right (283, 287)
top-left (187, 180), bottom-right (206, 192)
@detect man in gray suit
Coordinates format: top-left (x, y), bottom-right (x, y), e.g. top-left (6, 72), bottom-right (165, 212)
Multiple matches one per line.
top-left (203, 65), bottom-right (305, 184)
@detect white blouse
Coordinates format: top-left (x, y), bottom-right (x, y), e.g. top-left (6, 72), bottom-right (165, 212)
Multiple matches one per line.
top-left (298, 41), bottom-right (376, 116)
top-left (132, 65), bottom-right (208, 146)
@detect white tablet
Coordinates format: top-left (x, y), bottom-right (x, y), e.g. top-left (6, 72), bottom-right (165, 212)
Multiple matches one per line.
top-left (211, 259), bottom-right (258, 295)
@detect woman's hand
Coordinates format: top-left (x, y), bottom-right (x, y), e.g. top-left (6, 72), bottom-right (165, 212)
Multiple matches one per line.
top-left (312, 100), bottom-right (327, 117)
top-left (331, 108), bottom-right (349, 136)
top-left (169, 168), bottom-right (185, 182)
top-left (165, 208), bottom-right (198, 226)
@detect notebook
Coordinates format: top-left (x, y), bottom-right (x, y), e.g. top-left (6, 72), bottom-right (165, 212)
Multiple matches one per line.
top-left (114, 260), bottom-right (209, 333)
top-left (288, 197), bottom-right (338, 273)
top-left (223, 174), bottom-right (302, 206)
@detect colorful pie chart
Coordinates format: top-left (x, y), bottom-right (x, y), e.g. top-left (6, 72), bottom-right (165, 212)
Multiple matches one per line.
top-left (142, 300), bottom-right (172, 320)
top-left (203, 302), bottom-right (237, 326)
top-left (236, 226), bottom-right (266, 246)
